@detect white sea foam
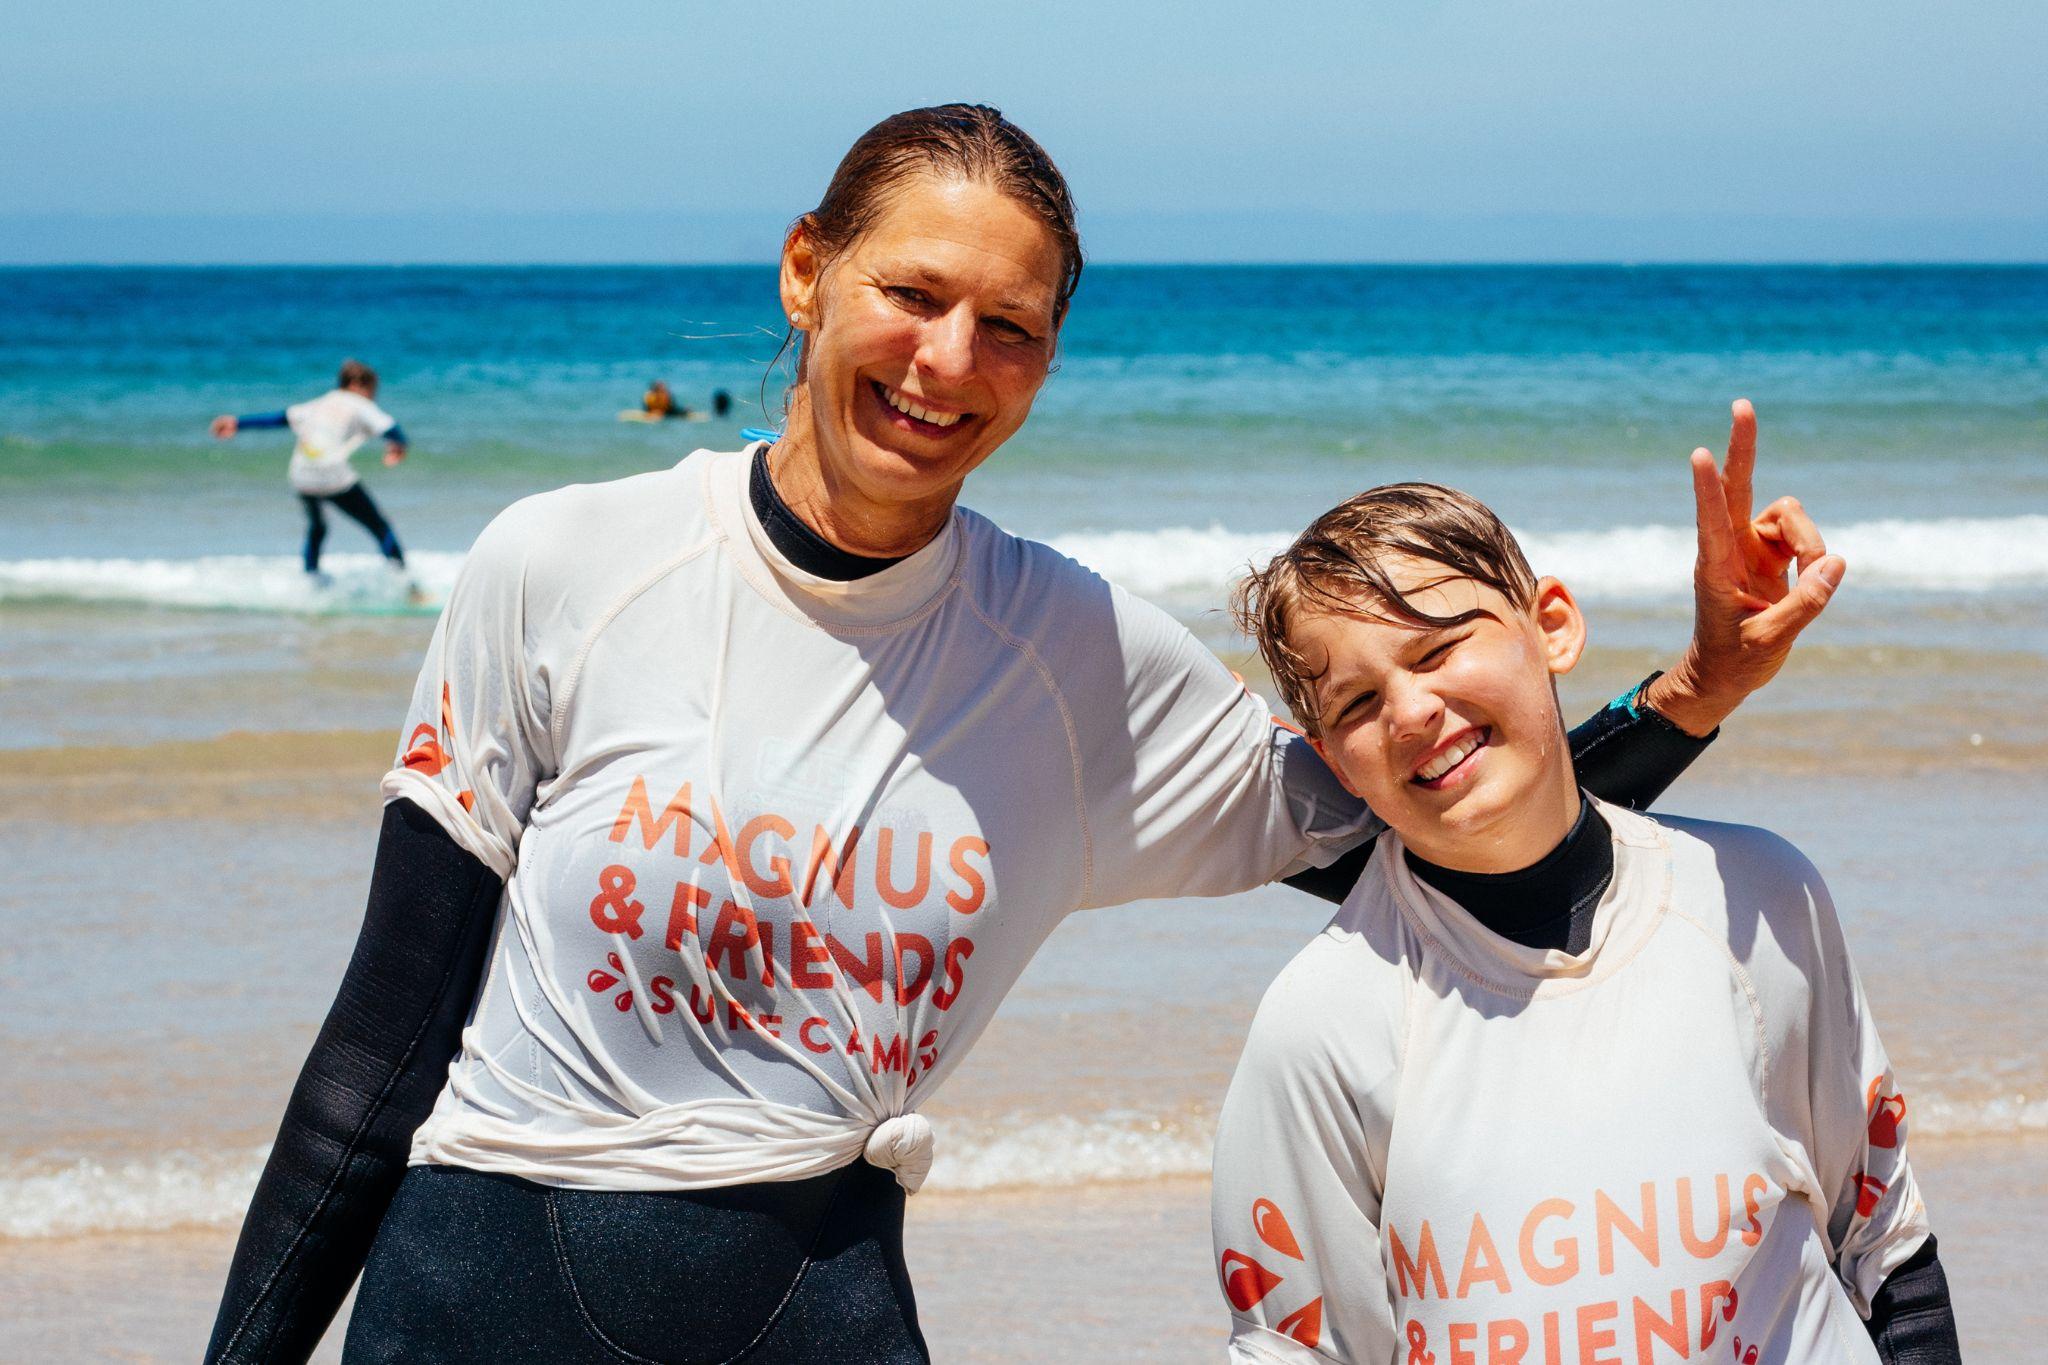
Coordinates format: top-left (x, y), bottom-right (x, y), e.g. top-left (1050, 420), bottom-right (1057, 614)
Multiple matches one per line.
top-left (4, 1094), bottom-right (2039, 1238)
top-left (1909, 1093), bottom-right (2048, 1140)
top-left (924, 1113), bottom-right (1217, 1193)
top-left (0, 551), bottom-right (464, 615)
top-left (1, 516), bottom-right (2042, 615)
top-left (1048, 515), bottom-right (2048, 601)
top-left (0, 1146), bottom-right (274, 1239)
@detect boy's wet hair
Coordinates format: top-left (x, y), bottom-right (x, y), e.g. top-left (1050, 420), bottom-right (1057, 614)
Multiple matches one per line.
top-left (1231, 483), bottom-right (1539, 738)
top-left (338, 358), bottom-right (378, 391)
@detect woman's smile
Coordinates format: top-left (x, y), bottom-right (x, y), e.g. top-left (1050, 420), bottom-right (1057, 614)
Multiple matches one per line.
top-left (869, 378), bottom-right (973, 435)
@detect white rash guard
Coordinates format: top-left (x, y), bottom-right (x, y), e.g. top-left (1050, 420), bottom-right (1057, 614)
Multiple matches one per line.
top-left (1210, 802), bottom-right (1930, 1365)
top-left (285, 388), bottom-right (397, 495)
top-left (382, 446), bottom-right (1373, 1193)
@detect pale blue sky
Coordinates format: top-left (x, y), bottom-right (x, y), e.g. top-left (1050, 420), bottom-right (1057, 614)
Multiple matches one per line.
top-left (3, 0), bottom-right (2042, 261)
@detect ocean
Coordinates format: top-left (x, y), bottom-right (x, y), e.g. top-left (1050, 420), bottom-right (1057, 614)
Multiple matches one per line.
top-left (2, 265), bottom-right (2044, 1359)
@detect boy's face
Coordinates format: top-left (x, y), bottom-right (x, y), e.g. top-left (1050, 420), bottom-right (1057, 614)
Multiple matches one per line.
top-left (1299, 556), bottom-right (1587, 873)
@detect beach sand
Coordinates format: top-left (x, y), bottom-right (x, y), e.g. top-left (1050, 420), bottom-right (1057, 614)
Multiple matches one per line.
top-left (4, 1139), bottom-right (2040, 1362)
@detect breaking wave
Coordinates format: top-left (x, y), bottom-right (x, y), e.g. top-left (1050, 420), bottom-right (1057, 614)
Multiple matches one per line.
top-left (1048, 515), bottom-right (2048, 601)
top-left (1, 516), bottom-right (2043, 616)
top-left (4, 1093), bottom-right (2039, 1238)
top-left (0, 551), bottom-right (463, 615)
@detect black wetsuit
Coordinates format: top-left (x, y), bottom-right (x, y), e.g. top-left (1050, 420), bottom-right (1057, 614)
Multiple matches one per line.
top-left (301, 484), bottom-right (405, 576)
top-left (205, 447), bottom-right (1947, 1362)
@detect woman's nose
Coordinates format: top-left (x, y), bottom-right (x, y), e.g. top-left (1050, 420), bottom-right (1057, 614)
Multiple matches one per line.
top-left (914, 307), bottom-right (978, 385)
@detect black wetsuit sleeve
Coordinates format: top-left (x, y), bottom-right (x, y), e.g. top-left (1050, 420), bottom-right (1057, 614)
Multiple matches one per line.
top-left (204, 799), bottom-right (503, 1365)
top-left (1282, 672), bottom-right (1714, 904)
top-left (382, 423), bottom-right (408, 447)
top-left (1561, 671), bottom-right (1716, 813)
top-left (1866, 1236), bottom-right (1962, 1363)
top-left (236, 411), bottom-right (290, 429)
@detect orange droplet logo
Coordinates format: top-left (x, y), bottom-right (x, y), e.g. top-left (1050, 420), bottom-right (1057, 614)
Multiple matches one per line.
top-left (1254, 1197), bottom-right (1304, 1260)
top-left (1219, 1250), bottom-right (1281, 1311)
top-left (1276, 1296), bottom-right (1322, 1348)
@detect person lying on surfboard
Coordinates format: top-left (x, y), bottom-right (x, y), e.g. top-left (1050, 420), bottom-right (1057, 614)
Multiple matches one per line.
top-left (619, 381), bottom-right (734, 422)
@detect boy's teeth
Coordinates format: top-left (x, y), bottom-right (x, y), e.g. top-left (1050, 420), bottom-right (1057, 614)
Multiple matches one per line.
top-left (1418, 732), bottom-right (1482, 782)
top-left (885, 386), bottom-right (963, 427)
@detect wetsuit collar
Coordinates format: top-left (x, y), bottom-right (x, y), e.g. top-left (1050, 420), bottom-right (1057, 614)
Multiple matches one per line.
top-left (749, 444), bottom-right (908, 582)
top-left (1405, 796), bottom-right (1613, 953)
top-left (1376, 799), bottom-right (1671, 990)
top-left (707, 444), bottom-right (962, 630)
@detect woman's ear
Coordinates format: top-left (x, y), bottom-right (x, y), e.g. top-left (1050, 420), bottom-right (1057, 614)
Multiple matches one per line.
top-left (1532, 576), bottom-right (1587, 677)
top-left (778, 223), bottom-right (821, 332)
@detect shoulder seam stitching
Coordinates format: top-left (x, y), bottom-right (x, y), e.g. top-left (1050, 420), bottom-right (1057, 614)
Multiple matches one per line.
top-left (550, 535), bottom-right (719, 755)
top-left (707, 452), bottom-right (967, 636)
top-left (1665, 903), bottom-right (1772, 1102)
top-left (959, 584), bottom-right (1093, 906)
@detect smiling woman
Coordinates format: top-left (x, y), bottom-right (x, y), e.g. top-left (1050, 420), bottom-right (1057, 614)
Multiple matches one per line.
top-left (769, 108), bottom-right (1079, 557)
top-left (202, 105), bottom-right (1836, 1365)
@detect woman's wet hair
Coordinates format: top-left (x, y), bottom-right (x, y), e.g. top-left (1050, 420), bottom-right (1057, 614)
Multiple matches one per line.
top-left (1232, 483), bottom-right (1540, 738)
top-left (800, 103), bottom-right (1082, 322)
top-left (764, 104), bottom-right (1083, 409)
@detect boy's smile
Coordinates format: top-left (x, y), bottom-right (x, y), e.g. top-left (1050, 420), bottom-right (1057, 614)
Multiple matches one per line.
top-left (1410, 724), bottom-right (1492, 790)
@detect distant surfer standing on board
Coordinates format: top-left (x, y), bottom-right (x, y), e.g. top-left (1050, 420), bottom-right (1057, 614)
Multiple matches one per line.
top-left (210, 358), bottom-right (414, 588)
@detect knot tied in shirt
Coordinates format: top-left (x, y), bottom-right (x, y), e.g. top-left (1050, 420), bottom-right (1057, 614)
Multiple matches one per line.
top-left (864, 1114), bottom-right (935, 1194)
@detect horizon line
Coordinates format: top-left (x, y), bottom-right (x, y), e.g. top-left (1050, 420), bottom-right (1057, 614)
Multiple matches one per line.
top-left (6, 258), bottom-right (2045, 269)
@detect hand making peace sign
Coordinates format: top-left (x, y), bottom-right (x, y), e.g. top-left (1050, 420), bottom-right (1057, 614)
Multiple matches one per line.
top-left (1642, 399), bottom-right (1849, 736)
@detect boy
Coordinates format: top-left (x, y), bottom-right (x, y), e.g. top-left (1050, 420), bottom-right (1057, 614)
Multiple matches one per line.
top-left (1210, 484), bottom-right (1957, 1362)
top-left (211, 358), bottom-right (411, 583)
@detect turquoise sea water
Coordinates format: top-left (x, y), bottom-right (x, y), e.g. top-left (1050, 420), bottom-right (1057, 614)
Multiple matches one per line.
top-left (4, 264), bottom-right (2042, 732)
top-left (3, 265), bottom-right (2044, 558)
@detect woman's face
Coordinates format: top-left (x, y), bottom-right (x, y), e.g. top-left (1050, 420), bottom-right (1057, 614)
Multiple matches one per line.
top-left (780, 174), bottom-right (1064, 514)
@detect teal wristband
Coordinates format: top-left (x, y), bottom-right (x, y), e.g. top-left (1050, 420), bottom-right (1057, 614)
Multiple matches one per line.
top-left (1606, 670), bottom-right (1660, 721)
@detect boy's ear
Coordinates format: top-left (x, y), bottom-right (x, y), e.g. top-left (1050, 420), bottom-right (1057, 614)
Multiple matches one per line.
top-left (1532, 576), bottom-right (1587, 676)
top-left (1308, 734), bottom-right (1365, 800)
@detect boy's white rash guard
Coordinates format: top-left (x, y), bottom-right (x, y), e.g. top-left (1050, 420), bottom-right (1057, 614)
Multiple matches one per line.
top-left (382, 447), bottom-right (1372, 1193)
top-left (1210, 803), bottom-right (1930, 1365)
top-left (285, 388), bottom-right (397, 495)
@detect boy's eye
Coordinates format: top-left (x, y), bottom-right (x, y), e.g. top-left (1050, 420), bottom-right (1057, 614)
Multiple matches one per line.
top-left (1333, 690), bottom-right (1379, 725)
top-left (1415, 633), bottom-right (1469, 669)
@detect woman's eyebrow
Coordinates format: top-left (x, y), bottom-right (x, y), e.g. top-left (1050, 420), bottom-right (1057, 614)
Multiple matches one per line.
top-left (881, 263), bottom-right (1044, 316)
